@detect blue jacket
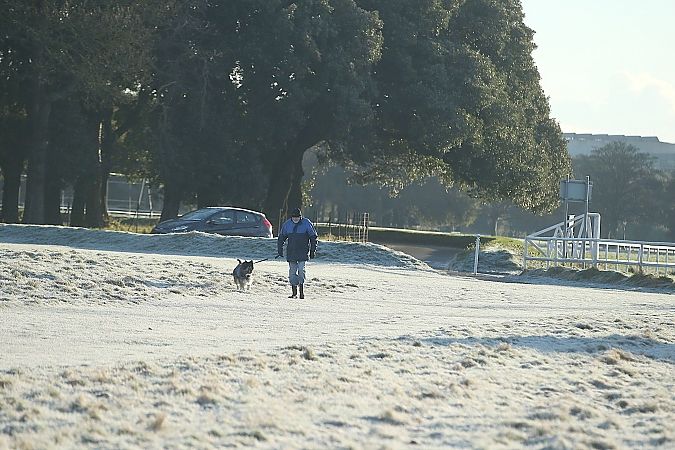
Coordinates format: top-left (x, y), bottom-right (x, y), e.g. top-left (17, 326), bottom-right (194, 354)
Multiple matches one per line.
top-left (278, 217), bottom-right (318, 262)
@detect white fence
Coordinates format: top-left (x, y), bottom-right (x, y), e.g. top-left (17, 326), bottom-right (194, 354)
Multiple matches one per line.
top-left (524, 214), bottom-right (675, 275)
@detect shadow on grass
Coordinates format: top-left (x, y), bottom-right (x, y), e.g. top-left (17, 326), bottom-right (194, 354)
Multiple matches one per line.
top-left (421, 334), bottom-right (675, 362)
top-left (515, 267), bottom-right (675, 294)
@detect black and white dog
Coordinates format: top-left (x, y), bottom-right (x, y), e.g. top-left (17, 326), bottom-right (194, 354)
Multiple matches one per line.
top-left (232, 259), bottom-right (254, 291)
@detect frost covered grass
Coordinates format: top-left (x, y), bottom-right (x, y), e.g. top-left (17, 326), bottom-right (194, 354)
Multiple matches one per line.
top-left (1, 332), bottom-right (673, 449)
top-left (522, 266), bottom-right (675, 291)
top-left (1, 224), bottom-right (674, 448)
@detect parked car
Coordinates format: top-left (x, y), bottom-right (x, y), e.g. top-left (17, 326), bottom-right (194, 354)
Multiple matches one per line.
top-left (151, 207), bottom-right (273, 238)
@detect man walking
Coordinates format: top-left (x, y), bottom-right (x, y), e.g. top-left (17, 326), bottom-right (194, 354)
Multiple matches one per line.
top-left (277, 207), bottom-right (318, 299)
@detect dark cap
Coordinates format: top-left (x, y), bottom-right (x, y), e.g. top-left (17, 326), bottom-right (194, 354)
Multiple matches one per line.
top-left (291, 207), bottom-right (302, 217)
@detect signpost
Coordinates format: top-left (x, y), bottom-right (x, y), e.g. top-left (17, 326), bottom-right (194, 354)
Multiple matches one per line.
top-left (560, 176), bottom-right (593, 237)
top-left (559, 177), bottom-right (593, 259)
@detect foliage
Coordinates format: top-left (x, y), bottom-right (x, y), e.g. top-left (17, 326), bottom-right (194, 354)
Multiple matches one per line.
top-left (0, 0), bottom-right (570, 228)
top-left (666, 172), bottom-right (675, 240)
top-left (351, 0), bottom-right (571, 212)
top-left (307, 165), bottom-right (480, 229)
top-left (573, 142), bottom-right (668, 239)
top-left (0, 0), bottom-right (155, 225)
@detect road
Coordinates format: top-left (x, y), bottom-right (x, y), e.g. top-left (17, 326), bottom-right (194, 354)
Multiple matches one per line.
top-left (377, 242), bottom-right (462, 270)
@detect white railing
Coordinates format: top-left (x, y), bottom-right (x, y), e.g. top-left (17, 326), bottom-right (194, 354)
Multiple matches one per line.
top-left (524, 214), bottom-right (675, 275)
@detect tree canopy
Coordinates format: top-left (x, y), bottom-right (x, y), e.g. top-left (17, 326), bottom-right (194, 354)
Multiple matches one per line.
top-left (0, 0), bottom-right (570, 229)
top-left (350, 0), bottom-right (570, 212)
top-left (573, 142), bottom-right (668, 239)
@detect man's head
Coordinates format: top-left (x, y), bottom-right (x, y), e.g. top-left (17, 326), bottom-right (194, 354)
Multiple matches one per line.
top-left (291, 208), bottom-right (302, 223)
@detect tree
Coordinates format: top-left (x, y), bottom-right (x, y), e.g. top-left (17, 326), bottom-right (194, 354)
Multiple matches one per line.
top-left (573, 142), bottom-right (667, 239)
top-left (146, 0), bottom-right (271, 222)
top-left (230, 0), bottom-right (383, 225)
top-left (665, 172), bottom-right (675, 240)
top-left (0, 106), bottom-right (29, 223)
top-left (0, 0), bottom-right (153, 225)
top-left (353, 0), bottom-right (570, 212)
top-left (2, 0), bottom-right (571, 231)
top-left (0, 11), bottom-right (29, 224)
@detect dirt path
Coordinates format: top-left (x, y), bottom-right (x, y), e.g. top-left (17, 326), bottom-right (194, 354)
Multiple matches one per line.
top-left (376, 243), bottom-right (462, 269)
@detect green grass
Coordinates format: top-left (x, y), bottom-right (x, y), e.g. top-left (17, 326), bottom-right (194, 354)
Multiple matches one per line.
top-left (315, 224), bottom-right (524, 251)
top-left (104, 217), bottom-right (159, 234)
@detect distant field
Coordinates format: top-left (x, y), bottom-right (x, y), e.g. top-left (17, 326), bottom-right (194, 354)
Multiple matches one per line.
top-left (105, 219), bottom-right (523, 252)
top-left (317, 224), bottom-right (524, 251)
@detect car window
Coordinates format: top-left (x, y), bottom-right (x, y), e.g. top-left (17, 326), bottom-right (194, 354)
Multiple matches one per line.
top-left (210, 210), bottom-right (235, 225)
top-left (180, 209), bottom-right (215, 220)
top-left (237, 211), bottom-right (259, 224)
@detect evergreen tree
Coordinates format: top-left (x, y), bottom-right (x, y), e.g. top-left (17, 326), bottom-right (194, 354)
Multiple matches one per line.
top-left (573, 142), bottom-right (667, 239)
top-left (354, 0), bottom-right (570, 212)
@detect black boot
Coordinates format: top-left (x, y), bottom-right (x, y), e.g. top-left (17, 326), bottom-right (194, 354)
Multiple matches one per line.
top-left (299, 284), bottom-right (304, 299)
top-left (289, 285), bottom-right (297, 298)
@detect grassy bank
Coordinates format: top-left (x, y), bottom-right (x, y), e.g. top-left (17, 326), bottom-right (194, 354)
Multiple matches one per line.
top-left (316, 224), bottom-right (524, 251)
top-left (104, 217), bottom-right (158, 234)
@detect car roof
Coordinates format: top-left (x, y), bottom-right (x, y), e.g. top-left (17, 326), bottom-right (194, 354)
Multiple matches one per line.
top-left (197, 206), bottom-right (265, 216)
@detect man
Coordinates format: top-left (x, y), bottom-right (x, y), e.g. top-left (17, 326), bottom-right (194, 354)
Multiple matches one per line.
top-left (277, 207), bottom-right (318, 299)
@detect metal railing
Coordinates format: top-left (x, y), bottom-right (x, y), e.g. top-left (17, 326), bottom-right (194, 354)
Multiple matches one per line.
top-left (524, 214), bottom-right (675, 275)
top-left (1, 174), bottom-right (162, 220)
top-left (316, 212), bottom-right (369, 243)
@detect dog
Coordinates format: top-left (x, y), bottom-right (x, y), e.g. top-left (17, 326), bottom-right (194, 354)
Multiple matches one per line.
top-left (232, 259), bottom-right (254, 291)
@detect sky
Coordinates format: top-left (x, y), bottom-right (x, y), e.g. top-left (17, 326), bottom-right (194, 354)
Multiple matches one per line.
top-left (521, 0), bottom-right (675, 144)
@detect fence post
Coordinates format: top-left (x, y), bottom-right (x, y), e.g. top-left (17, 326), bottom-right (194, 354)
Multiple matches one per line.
top-left (638, 243), bottom-right (644, 273)
top-left (523, 238), bottom-right (528, 270)
top-left (364, 212), bottom-right (369, 242)
top-left (591, 239), bottom-right (599, 268)
top-left (473, 235), bottom-right (481, 275)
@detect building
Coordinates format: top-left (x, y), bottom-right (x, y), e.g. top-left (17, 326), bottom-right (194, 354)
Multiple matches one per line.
top-left (564, 133), bottom-right (675, 170)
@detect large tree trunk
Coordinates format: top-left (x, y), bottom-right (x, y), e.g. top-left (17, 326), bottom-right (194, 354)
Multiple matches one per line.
top-left (263, 153), bottom-right (297, 229)
top-left (70, 176), bottom-right (86, 226)
top-left (0, 156), bottom-right (24, 223)
top-left (100, 172), bottom-right (110, 223)
top-left (263, 144), bottom-right (315, 229)
top-left (79, 113), bottom-right (105, 228)
top-left (159, 182), bottom-right (182, 223)
top-left (287, 156), bottom-right (304, 215)
top-left (70, 114), bottom-right (101, 227)
top-left (84, 173), bottom-right (103, 227)
top-left (99, 110), bottom-right (115, 226)
top-left (43, 148), bottom-right (63, 225)
top-left (23, 87), bottom-right (52, 224)
top-left (85, 116), bottom-right (104, 228)
top-left (262, 117), bottom-right (325, 228)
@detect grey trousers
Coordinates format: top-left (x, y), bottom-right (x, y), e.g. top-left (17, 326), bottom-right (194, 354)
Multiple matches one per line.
top-left (288, 260), bottom-right (306, 286)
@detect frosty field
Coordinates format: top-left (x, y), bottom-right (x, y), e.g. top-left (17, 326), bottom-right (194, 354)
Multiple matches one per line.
top-left (0, 225), bottom-right (673, 449)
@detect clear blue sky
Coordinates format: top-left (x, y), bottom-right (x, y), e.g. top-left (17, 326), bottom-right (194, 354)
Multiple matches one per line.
top-left (521, 0), bottom-right (675, 144)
